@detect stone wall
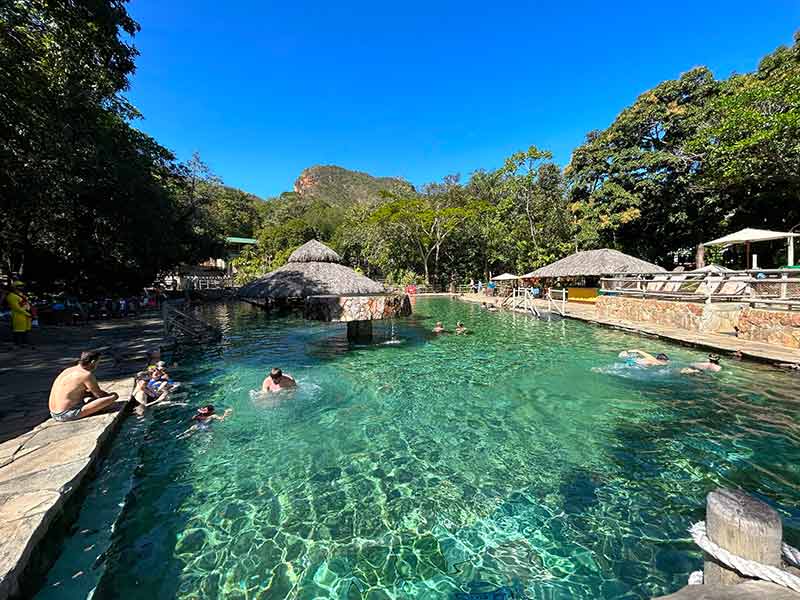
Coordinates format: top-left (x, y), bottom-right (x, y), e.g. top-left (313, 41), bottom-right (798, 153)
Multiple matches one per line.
top-left (304, 293), bottom-right (412, 322)
top-left (738, 307), bottom-right (800, 349)
top-left (596, 296), bottom-right (706, 331)
top-left (596, 296), bottom-right (800, 349)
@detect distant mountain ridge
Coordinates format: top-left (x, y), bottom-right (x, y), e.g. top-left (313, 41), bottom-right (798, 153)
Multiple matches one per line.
top-left (292, 165), bottom-right (414, 206)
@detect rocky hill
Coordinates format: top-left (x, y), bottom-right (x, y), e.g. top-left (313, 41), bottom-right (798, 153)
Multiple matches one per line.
top-left (292, 165), bottom-right (414, 206)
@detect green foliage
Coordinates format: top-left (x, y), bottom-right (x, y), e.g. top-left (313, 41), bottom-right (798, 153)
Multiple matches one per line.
top-left (0, 1), bottom-right (228, 293)
top-left (567, 68), bottom-right (722, 263)
top-left (230, 246), bottom-right (266, 285)
top-left (568, 33), bottom-right (800, 267)
top-left (4, 0), bottom-right (798, 293)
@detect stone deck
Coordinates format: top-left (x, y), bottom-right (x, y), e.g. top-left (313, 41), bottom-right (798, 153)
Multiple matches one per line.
top-left (0, 378), bottom-right (132, 599)
top-left (457, 294), bottom-right (800, 366)
top-left (0, 315), bottom-right (168, 599)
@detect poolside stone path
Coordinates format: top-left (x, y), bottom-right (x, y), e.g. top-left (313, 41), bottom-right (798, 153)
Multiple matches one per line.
top-left (654, 580), bottom-right (800, 598)
top-left (0, 315), bottom-right (168, 599)
top-left (458, 293), bottom-right (800, 366)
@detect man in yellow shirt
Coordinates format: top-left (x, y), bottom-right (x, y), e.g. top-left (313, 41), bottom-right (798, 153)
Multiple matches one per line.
top-left (6, 280), bottom-right (32, 346)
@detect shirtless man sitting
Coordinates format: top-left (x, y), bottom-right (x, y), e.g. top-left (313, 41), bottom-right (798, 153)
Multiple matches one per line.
top-left (48, 350), bottom-right (119, 422)
top-left (261, 368), bottom-right (297, 393)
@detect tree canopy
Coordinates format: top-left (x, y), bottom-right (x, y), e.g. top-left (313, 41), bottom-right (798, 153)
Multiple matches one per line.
top-left (0, 1), bottom-right (262, 293)
top-left (3, 3), bottom-right (798, 290)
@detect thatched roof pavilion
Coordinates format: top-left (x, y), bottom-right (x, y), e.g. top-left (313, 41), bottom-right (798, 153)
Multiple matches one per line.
top-left (239, 240), bottom-right (385, 300)
top-left (239, 240), bottom-right (409, 340)
top-left (523, 249), bottom-right (665, 278)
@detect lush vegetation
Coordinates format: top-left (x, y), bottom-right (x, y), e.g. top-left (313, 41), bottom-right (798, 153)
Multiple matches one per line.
top-left (2, 1), bottom-right (798, 290)
top-left (240, 32), bottom-right (800, 284)
top-left (0, 0), bottom-right (260, 294)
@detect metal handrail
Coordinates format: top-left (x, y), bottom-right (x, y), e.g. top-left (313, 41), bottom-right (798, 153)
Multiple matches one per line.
top-left (600, 269), bottom-right (800, 302)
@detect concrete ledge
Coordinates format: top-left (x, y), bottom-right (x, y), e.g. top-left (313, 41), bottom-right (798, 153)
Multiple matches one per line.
top-left (654, 581), bottom-right (800, 599)
top-left (0, 377), bottom-right (133, 600)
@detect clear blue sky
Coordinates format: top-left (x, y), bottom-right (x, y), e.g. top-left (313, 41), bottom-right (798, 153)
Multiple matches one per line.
top-left (126, 0), bottom-right (800, 198)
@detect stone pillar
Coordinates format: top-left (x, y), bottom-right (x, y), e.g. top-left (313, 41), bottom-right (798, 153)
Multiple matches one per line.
top-left (704, 488), bottom-right (783, 586)
top-left (347, 320), bottom-right (373, 342)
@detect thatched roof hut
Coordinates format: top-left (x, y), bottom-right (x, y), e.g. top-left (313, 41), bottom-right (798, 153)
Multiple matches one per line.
top-left (523, 249), bottom-right (665, 278)
top-left (239, 240), bottom-right (385, 300)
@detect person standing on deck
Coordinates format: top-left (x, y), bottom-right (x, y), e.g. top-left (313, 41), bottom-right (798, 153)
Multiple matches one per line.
top-left (6, 280), bottom-right (32, 346)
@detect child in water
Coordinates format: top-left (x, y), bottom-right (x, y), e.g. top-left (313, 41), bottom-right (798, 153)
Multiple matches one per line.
top-left (177, 405), bottom-right (232, 438)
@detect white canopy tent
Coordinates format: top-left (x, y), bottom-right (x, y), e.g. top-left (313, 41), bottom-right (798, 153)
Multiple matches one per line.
top-left (491, 273), bottom-right (519, 281)
top-left (703, 228), bottom-right (799, 269)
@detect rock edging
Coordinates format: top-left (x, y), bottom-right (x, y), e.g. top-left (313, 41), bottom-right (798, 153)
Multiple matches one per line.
top-left (0, 377), bottom-right (134, 600)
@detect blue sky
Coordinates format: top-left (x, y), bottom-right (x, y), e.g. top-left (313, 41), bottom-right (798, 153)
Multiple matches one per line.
top-left (126, 0), bottom-right (800, 198)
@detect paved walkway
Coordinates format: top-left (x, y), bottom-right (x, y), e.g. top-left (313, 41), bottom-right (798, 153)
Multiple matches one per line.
top-left (458, 294), bottom-right (800, 366)
top-left (0, 316), bottom-right (164, 445)
top-left (0, 316), bottom-right (167, 599)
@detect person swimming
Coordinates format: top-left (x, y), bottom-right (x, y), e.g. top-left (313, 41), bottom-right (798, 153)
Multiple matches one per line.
top-left (432, 321), bottom-right (446, 334)
top-left (261, 367), bottom-right (296, 393)
top-left (177, 404), bottom-right (232, 438)
top-left (455, 321), bottom-right (467, 335)
top-left (681, 353), bottom-right (722, 374)
top-left (619, 349), bottom-right (670, 367)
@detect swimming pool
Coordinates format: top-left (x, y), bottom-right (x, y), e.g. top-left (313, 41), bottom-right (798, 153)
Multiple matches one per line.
top-left (35, 298), bottom-right (800, 599)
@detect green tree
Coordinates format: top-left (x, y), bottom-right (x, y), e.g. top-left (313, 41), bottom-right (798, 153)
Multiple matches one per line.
top-left (370, 178), bottom-right (481, 283)
top-left (0, 1), bottom-right (219, 292)
top-left (567, 68), bottom-right (721, 263)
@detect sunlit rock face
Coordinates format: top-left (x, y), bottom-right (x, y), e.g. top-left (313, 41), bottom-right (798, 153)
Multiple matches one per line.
top-left (304, 294), bottom-right (412, 322)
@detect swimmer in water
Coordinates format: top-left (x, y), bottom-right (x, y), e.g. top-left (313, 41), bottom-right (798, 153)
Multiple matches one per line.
top-left (455, 321), bottom-right (467, 335)
top-left (681, 353), bottom-right (722, 374)
top-left (619, 349), bottom-right (670, 367)
top-left (432, 321), bottom-right (446, 334)
top-left (261, 367), bottom-right (296, 393)
top-left (177, 405), bottom-right (232, 438)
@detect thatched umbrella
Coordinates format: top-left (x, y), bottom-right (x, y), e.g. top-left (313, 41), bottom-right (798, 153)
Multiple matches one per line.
top-left (523, 249), bottom-right (665, 278)
top-left (239, 240), bottom-right (409, 341)
top-left (239, 240), bottom-right (385, 300)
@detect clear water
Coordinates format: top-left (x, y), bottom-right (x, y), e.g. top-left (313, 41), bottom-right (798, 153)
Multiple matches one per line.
top-left (36, 299), bottom-right (800, 600)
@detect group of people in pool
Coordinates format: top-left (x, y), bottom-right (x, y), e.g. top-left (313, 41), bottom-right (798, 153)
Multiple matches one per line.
top-left (619, 349), bottom-right (723, 374)
top-left (432, 321), bottom-right (469, 335)
top-left (179, 367), bottom-right (297, 437)
top-left (48, 348), bottom-right (298, 438)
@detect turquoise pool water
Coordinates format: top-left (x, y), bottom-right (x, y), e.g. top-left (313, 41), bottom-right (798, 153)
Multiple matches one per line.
top-left (36, 298), bottom-right (800, 599)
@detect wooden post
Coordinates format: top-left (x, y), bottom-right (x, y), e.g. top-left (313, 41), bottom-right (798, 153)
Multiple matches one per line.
top-left (704, 488), bottom-right (783, 586)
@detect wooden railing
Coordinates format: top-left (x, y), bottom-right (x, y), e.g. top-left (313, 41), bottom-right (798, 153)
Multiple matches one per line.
top-left (600, 269), bottom-right (800, 306)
